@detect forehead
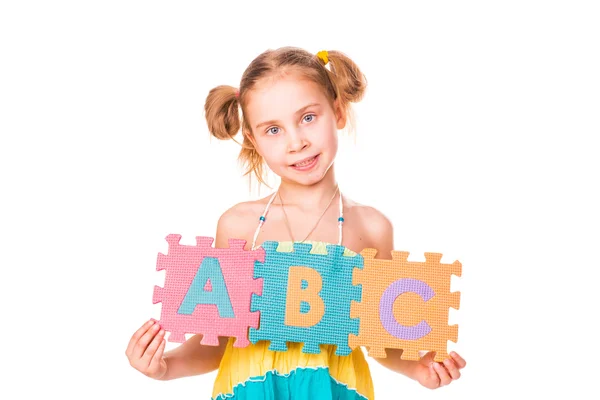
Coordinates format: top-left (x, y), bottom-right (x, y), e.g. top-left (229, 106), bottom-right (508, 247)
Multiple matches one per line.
top-left (245, 74), bottom-right (329, 126)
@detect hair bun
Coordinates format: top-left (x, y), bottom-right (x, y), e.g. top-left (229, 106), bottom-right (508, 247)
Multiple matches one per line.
top-left (204, 85), bottom-right (241, 141)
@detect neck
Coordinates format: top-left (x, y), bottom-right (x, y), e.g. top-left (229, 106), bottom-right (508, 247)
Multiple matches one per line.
top-left (277, 164), bottom-right (338, 209)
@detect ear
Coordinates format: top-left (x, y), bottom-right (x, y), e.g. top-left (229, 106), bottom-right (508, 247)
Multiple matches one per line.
top-left (243, 129), bottom-right (261, 154)
top-left (334, 99), bottom-right (347, 130)
top-left (242, 128), bottom-right (255, 145)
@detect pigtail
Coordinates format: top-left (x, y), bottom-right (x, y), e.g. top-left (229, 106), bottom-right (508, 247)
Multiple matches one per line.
top-left (204, 85), bottom-right (241, 140)
top-left (325, 51), bottom-right (368, 104)
top-left (204, 84), bottom-right (268, 187)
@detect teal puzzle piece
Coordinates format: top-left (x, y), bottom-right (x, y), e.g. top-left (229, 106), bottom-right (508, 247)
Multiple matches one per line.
top-left (249, 242), bottom-right (363, 356)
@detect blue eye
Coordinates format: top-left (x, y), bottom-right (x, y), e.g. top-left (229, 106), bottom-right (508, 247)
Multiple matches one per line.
top-left (265, 114), bottom-right (315, 135)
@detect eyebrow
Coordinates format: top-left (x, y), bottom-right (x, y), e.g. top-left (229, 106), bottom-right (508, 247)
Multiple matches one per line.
top-left (255, 103), bottom-right (321, 130)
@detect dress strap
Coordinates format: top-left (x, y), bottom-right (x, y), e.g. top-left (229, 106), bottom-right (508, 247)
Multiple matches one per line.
top-left (251, 191), bottom-right (278, 250)
top-left (338, 192), bottom-right (344, 246)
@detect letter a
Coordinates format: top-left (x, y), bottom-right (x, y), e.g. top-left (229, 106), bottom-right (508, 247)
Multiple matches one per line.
top-left (178, 257), bottom-right (235, 318)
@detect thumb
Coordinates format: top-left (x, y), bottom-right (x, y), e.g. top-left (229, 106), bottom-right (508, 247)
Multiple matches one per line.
top-left (429, 362), bottom-right (436, 376)
top-left (428, 363), bottom-right (440, 384)
top-left (420, 351), bottom-right (437, 364)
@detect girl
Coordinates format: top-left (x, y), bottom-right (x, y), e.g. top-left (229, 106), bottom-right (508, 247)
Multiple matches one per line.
top-left (126, 46), bottom-right (466, 399)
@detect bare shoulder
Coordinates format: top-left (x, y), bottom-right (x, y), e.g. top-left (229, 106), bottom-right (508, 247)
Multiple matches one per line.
top-left (215, 196), bottom-right (273, 248)
top-left (344, 196), bottom-right (393, 234)
top-left (344, 196), bottom-right (394, 257)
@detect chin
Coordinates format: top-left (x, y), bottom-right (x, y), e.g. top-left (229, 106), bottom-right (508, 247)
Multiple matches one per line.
top-left (288, 169), bottom-right (332, 187)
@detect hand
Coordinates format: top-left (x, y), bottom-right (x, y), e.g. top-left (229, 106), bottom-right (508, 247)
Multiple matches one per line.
top-left (125, 319), bottom-right (168, 380)
top-left (414, 351), bottom-right (466, 389)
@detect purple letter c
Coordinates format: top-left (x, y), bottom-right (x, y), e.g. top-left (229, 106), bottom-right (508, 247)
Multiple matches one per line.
top-left (379, 278), bottom-right (433, 340)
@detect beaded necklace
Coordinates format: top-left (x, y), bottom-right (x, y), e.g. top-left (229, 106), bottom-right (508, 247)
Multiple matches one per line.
top-left (250, 186), bottom-right (344, 250)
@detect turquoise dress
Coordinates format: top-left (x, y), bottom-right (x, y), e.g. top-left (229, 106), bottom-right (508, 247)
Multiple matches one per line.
top-left (212, 188), bottom-right (374, 399)
top-left (210, 241), bottom-right (374, 400)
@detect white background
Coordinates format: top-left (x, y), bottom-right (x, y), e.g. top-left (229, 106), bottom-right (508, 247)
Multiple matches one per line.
top-left (1, 1), bottom-right (598, 399)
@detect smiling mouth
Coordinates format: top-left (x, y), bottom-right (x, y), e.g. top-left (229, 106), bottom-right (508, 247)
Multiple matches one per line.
top-left (291, 154), bottom-right (319, 170)
top-left (293, 156), bottom-right (317, 167)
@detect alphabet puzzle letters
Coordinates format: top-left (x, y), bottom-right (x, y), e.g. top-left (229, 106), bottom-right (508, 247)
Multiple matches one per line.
top-left (152, 234), bottom-right (461, 361)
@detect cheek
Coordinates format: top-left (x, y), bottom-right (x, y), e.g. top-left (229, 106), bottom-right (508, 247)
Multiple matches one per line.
top-left (328, 136), bottom-right (339, 158)
top-left (321, 117), bottom-right (338, 142)
top-left (255, 139), bottom-right (286, 165)
top-left (320, 125), bottom-right (339, 152)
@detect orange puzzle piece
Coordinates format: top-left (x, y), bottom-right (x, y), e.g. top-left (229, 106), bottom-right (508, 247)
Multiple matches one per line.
top-left (349, 249), bottom-right (461, 361)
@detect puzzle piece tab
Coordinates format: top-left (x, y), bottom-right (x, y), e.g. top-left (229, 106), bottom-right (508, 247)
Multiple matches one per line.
top-left (153, 234), bottom-right (264, 347)
top-left (349, 249), bottom-right (461, 361)
top-left (249, 241), bottom-right (363, 356)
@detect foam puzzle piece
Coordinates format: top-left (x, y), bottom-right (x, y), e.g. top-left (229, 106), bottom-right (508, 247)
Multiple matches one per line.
top-left (249, 241), bottom-right (363, 356)
top-left (153, 234), bottom-right (264, 347)
top-left (349, 249), bottom-right (461, 361)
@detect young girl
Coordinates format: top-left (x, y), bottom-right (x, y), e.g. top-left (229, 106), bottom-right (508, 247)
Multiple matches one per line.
top-left (126, 46), bottom-right (466, 399)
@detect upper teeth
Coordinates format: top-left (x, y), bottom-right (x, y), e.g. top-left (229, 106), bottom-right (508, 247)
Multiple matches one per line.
top-left (295, 157), bottom-right (315, 167)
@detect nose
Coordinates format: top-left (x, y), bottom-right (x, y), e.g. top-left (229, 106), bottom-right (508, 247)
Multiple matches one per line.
top-left (286, 129), bottom-right (308, 153)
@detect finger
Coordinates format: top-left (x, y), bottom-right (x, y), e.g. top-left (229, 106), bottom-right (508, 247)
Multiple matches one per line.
top-left (126, 320), bottom-right (156, 357)
top-left (428, 363), bottom-right (440, 388)
top-left (147, 338), bottom-right (166, 377)
top-left (443, 358), bottom-right (461, 380)
top-left (151, 336), bottom-right (166, 365)
top-left (142, 328), bottom-right (166, 368)
top-left (450, 351), bottom-right (467, 369)
top-left (132, 321), bottom-right (161, 360)
top-left (433, 362), bottom-right (452, 386)
top-left (421, 351), bottom-right (436, 363)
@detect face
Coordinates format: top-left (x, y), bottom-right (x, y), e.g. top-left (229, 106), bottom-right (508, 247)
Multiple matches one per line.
top-left (244, 72), bottom-right (346, 186)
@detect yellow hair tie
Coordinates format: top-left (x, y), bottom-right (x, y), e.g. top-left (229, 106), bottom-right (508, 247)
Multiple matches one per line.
top-left (316, 50), bottom-right (329, 65)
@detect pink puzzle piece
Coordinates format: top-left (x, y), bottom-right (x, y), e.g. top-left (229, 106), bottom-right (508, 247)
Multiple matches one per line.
top-left (153, 234), bottom-right (264, 347)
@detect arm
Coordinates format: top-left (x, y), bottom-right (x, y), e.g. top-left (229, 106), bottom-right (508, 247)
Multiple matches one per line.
top-left (158, 207), bottom-right (243, 380)
top-left (159, 335), bottom-right (228, 380)
top-left (365, 207), bottom-right (466, 388)
top-left (363, 209), bottom-right (418, 378)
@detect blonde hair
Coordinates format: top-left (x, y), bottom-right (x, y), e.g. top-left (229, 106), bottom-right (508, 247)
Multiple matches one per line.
top-left (204, 46), bottom-right (367, 187)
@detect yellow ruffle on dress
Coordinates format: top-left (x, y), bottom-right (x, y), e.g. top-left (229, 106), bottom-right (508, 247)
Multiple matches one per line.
top-left (211, 241), bottom-right (374, 400)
